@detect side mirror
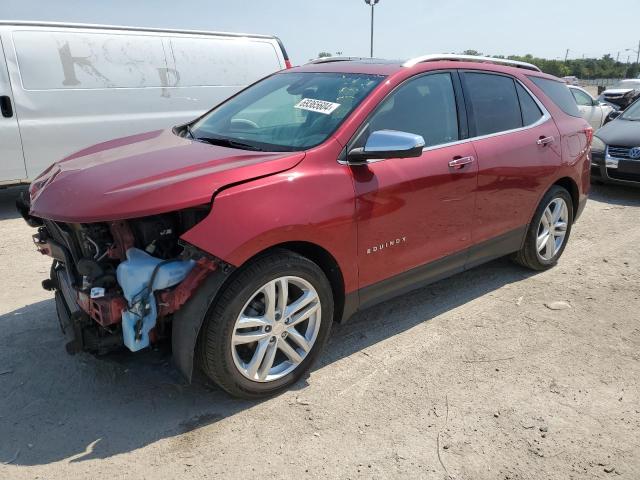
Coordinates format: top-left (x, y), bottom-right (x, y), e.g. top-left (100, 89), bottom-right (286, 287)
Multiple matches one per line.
top-left (348, 130), bottom-right (425, 163)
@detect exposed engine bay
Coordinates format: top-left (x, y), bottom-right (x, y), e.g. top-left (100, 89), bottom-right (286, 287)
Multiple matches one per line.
top-left (23, 203), bottom-right (222, 356)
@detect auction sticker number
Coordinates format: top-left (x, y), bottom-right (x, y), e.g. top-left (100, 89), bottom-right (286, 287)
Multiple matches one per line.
top-left (294, 98), bottom-right (341, 115)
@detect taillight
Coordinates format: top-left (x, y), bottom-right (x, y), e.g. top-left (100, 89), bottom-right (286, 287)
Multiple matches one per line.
top-left (285, 59), bottom-right (292, 69)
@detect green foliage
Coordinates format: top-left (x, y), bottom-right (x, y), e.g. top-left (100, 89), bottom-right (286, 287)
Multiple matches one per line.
top-left (317, 52), bottom-right (333, 58)
top-left (460, 50), bottom-right (639, 79)
top-left (506, 54), bottom-right (638, 79)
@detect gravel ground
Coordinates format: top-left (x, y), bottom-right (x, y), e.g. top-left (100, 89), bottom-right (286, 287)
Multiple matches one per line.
top-left (0, 183), bottom-right (639, 480)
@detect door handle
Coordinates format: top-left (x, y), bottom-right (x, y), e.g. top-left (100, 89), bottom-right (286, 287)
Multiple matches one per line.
top-left (448, 155), bottom-right (475, 169)
top-left (0, 96), bottom-right (13, 118)
top-left (536, 135), bottom-right (554, 146)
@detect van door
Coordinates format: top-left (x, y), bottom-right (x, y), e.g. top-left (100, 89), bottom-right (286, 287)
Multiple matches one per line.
top-left (0, 36), bottom-right (26, 183)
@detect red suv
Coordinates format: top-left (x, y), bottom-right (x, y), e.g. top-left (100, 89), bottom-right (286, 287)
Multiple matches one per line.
top-left (20, 55), bottom-right (592, 398)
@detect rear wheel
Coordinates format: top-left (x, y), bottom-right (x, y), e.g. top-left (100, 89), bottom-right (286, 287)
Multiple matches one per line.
top-left (198, 250), bottom-right (333, 398)
top-left (512, 186), bottom-right (573, 270)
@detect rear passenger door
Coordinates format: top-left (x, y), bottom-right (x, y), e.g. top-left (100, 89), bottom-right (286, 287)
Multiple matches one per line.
top-left (460, 71), bottom-right (561, 263)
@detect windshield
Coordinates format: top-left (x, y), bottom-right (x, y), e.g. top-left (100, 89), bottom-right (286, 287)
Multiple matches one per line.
top-left (621, 99), bottom-right (640, 120)
top-left (190, 72), bottom-right (384, 151)
top-left (612, 80), bottom-right (640, 89)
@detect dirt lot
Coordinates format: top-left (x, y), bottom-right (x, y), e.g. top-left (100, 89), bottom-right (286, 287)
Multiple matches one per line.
top-left (0, 183), bottom-right (639, 480)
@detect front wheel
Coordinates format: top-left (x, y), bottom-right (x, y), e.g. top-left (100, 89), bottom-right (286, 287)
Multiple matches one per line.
top-left (512, 185), bottom-right (574, 271)
top-left (198, 250), bottom-right (333, 399)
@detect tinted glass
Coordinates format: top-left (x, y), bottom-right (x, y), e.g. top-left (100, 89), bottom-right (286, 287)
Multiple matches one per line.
top-left (621, 98), bottom-right (640, 120)
top-left (516, 83), bottom-right (543, 125)
top-left (192, 72), bottom-right (383, 151)
top-left (464, 73), bottom-right (522, 135)
top-left (528, 76), bottom-right (581, 117)
top-left (364, 72), bottom-right (459, 147)
top-left (571, 88), bottom-right (593, 107)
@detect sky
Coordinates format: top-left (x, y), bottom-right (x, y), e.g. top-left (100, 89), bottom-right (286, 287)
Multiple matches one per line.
top-left (2, 0), bottom-right (640, 65)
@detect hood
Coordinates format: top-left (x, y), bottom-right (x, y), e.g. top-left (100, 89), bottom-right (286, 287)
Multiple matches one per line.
top-left (596, 119), bottom-right (640, 147)
top-left (29, 129), bottom-right (305, 223)
top-left (603, 88), bottom-right (636, 96)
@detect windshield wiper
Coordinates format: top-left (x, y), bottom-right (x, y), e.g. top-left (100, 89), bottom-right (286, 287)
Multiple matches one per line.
top-left (195, 136), bottom-right (264, 151)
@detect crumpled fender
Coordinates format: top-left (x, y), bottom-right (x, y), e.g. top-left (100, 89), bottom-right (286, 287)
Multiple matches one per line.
top-left (172, 263), bottom-right (234, 381)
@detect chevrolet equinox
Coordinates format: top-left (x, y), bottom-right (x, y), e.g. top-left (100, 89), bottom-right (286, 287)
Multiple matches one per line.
top-left (19, 55), bottom-right (592, 398)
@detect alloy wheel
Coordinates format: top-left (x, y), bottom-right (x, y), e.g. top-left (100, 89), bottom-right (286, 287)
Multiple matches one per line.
top-left (231, 276), bottom-right (322, 382)
top-left (536, 197), bottom-right (569, 261)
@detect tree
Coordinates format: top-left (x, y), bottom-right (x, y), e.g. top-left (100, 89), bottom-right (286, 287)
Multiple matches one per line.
top-left (317, 52), bottom-right (332, 58)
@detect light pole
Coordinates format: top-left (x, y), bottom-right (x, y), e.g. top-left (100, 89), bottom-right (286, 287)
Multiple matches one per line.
top-left (626, 40), bottom-right (640, 64)
top-left (364, 0), bottom-right (380, 58)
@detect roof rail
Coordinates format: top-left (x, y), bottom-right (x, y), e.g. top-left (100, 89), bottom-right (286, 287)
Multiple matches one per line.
top-left (402, 54), bottom-right (541, 72)
top-left (307, 56), bottom-right (374, 65)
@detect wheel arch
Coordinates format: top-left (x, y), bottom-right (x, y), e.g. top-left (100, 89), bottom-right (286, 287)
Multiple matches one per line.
top-left (552, 176), bottom-right (579, 221)
top-left (241, 241), bottom-right (347, 324)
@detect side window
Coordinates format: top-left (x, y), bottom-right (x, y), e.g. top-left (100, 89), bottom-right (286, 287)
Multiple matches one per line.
top-left (463, 72), bottom-right (522, 136)
top-left (515, 83), bottom-right (543, 126)
top-left (527, 76), bottom-right (581, 117)
top-left (363, 72), bottom-right (459, 148)
top-left (571, 88), bottom-right (593, 107)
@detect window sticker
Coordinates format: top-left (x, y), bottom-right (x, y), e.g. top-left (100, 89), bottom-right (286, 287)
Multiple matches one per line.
top-left (294, 98), bottom-right (341, 115)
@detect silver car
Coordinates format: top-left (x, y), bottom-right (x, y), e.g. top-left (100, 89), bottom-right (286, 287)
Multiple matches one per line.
top-left (569, 86), bottom-right (614, 129)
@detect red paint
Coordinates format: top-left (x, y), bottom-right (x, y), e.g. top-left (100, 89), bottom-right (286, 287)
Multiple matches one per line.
top-left (157, 257), bottom-right (218, 317)
top-left (106, 221), bottom-right (135, 260)
top-left (76, 291), bottom-right (127, 327)
top-left (28, 60), bottom-right (590, 302)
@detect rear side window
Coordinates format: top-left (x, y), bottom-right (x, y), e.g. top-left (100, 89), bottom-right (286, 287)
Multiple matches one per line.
top-left (528, 76), bottom-right (581, 117)
top-left (463, 73), bottom-right (522, 136)
top-left (515, 83), bottom-right (543, 125)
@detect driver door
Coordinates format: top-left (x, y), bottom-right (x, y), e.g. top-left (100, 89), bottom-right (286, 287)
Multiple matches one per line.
top-left (350, 71), bottom-right (478, 301)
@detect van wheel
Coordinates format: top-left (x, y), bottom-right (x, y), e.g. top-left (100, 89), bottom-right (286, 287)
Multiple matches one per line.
top-left (198, 250), bottom-right (333, 399)
top-left (512, 186), bottom-right (574, 271)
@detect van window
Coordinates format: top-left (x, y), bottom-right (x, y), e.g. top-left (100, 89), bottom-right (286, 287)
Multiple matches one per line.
top-left (13, 31), bottom-right (166, 90)
top-left (365, 72), bottom-right (459, 147)
top-left (463, 72), bottom-right (522, 136)
top-left (516, 83), bottom-right (543, 125)
top-left (167, 36), bottom-right (282, 87)
top-left (528, 76), bottom-right (581, 117)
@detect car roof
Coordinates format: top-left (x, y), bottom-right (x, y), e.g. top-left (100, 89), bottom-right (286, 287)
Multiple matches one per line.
top-left (291, 56), bottom-right (559, 82)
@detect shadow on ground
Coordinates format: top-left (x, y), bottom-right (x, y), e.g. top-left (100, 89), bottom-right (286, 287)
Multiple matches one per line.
top-left (0, 256), bottom-right (534, 467)
top-left (0, 183), bottom-right (636, 467)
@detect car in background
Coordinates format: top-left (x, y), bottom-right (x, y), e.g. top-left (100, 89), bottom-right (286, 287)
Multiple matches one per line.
top-left (599, 79), bottom-right (640, 110)
top-left (568, 86), bottom-right (614, 129)
top-left (562, 76), bottom-right (581, 86)
top-left (0, 21), bottom-right (291, 187)
top-left (591, 97), bottom-right (640, 186)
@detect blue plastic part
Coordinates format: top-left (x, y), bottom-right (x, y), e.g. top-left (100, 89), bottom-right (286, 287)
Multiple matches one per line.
top-left (116, 248), bottom-right (195, 352)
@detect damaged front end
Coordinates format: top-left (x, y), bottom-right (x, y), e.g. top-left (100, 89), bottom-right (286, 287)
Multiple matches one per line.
top-left (20, 195), bottom-right (230, 374)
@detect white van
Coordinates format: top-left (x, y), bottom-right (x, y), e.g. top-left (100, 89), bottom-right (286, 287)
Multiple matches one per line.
top-left (0, 21), bottom-right (291, 186)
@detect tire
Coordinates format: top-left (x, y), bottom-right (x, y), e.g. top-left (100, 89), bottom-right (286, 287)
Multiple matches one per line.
top-left (198, 250), bottom-right (334, 399)
top-left (512, 185), bottom-right (574, 271)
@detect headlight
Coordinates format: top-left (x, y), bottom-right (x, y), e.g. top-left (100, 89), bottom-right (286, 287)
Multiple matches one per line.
top-left (591, 136), bottom-right (605, 155)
